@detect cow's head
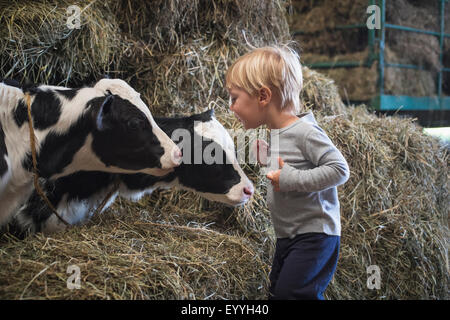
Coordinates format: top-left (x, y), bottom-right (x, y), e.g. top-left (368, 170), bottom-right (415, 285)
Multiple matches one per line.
top-left (90, 79), bottom-right (182, 176)
top-left (171, 109), bottom-right (254, 206)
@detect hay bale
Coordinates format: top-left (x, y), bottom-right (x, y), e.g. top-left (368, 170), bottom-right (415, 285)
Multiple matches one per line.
top-left (300, 66), bottom-right (347, 115)
top-left (302, 69), bottom-right (447, 299)
top-left (113, 0), bottom-right (291, 114)
top-left (386, 0), bottom-right (444, 73)
top-left (0, 208), bottom-right (269, 299)
top-left (113, 0), bottom-right (290, 49)
top-left (302, 50), bottom-right (378, 101)
top-left (288, 0), bottom-right (367, 54)
top-left (444, 39), bottom-right (450, 95)
top-left (319, 106), bottom-right (448, 299)
top-left (289, 0), bottom-right (446, 98)
top-left (0, 0), bottom-right (122, 86)
top-left (121, 39), bottom-right (244, 115)
top-left (301, 48), bottom-right (436, 100)
top-left (384, 47), bottom-right (437, 97)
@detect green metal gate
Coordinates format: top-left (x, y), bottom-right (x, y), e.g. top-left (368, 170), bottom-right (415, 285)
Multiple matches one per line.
top-left (292, 0), bottom-right (450, 114)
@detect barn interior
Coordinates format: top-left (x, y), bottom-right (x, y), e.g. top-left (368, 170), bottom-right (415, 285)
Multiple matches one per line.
top-left (0, 0), bottom-right (448, 300)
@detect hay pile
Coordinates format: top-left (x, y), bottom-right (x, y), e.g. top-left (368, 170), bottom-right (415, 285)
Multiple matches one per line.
top-left (301, 66), bottom-right (448, 299)
top-left (322, 106), bottom-right (448, 299)
top-left (289, 0), bottom-right (450, 100)
top-left (0, 0), bottom-right (290, 110)
top-left (0, 0), bottom-right (122, 86)
top-left (0, 0), bottom-right (448, 300)
top-left (0, 198), bottom-right (269, 299)
top-left (288, 0), bottom-right (368, 54)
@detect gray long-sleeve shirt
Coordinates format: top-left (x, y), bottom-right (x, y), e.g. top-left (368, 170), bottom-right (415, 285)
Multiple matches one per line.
top-left (266, 111), bottom-right (350, 238)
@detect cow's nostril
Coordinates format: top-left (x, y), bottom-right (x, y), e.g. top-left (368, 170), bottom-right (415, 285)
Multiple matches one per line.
top-left (243, 187), bottom-right (253, 197)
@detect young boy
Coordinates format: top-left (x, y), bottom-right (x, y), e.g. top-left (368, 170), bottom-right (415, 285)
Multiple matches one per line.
top-left (226, 45), bottom-right (350, 300)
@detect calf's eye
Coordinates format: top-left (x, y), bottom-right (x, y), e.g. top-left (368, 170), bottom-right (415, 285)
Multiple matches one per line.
top-left (127, 119), bottom-right (142, 130)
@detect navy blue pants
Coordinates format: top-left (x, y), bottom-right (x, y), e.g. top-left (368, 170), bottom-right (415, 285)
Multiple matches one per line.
top-left (268, 232), bottom-right (340, 300)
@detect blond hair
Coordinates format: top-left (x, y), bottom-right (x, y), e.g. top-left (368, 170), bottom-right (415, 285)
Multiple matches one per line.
top-left (226, 44), bottom-right (303, 114)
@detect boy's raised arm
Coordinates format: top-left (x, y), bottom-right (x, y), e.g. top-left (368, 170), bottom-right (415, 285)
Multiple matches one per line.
top-left (279, 129), bottom-right (350, 193)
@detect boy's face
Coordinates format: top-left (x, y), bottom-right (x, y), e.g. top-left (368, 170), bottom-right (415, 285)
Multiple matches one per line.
top-left (228, 86), bottom-right (266, 129)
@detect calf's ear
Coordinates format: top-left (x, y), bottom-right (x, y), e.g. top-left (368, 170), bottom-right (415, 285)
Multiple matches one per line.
top-left (96, 94), bottom-right (114, 131)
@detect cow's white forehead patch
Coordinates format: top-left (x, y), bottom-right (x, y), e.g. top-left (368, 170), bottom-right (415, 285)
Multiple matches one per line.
top-left (193, 118), bottom-right (236, 159)
top-left (94, 79), bottom-right (139, 101)
top-left (94, 79), bottom-right (153, 122)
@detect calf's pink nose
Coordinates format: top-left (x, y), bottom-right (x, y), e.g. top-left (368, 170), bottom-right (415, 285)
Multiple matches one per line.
top-left (243, 186), bottom-right (253, 197)
top-left (171, 148), bottom-right (183, 166)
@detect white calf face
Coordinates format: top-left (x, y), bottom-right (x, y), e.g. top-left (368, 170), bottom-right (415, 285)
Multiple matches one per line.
top-left (173, 114), bottom-right (254, 206)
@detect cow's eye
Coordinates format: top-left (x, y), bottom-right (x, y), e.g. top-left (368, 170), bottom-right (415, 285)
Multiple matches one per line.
top-left (127, 119), bottom-right (142, 130)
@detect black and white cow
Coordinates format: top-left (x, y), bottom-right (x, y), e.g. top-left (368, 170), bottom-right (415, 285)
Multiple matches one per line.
top-left (0, 78), bottom-right (181, 226)
top-left (7, 109), bottom-right (254, 236)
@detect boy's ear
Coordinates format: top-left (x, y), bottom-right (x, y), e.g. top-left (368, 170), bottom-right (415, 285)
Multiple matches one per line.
top-left (258, 87), bottom-right (272, 106)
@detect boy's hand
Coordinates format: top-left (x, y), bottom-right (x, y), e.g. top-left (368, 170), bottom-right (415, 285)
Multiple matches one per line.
top-left (251, 139), bottom-right (269, 166)
top-left (266, 157), bottom-right (284, 192)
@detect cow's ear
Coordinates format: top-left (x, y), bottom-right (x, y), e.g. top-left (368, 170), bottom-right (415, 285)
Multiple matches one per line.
top-left (96, 94), bottom-right (114, 131)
